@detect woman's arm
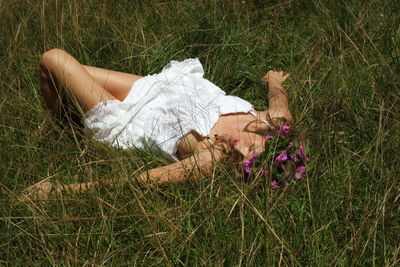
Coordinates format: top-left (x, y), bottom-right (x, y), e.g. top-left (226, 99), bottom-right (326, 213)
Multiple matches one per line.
top-left (65, 148), bottom-right (224, 192)
top-left (137, 148), bottom-right (224, 185)
top-left (261, 70), bottom-right (292, 124)
top-left (23, 148), bottom-right (224, 200)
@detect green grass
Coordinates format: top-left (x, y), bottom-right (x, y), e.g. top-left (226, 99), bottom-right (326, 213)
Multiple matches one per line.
top-left (1, 0), bottom-right (399, 265)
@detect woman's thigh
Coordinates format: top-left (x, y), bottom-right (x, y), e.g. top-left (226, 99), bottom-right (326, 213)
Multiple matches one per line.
top-left (40, 49), bottom-right (117, 112)
top-left (83, 65), bottom-right (143, 101)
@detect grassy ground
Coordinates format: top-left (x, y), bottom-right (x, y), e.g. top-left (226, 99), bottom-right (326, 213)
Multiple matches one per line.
top-left (1, 0), bottom-right (399, 265)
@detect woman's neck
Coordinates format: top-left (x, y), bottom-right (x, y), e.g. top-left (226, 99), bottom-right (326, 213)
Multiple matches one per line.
top-left (209, 111), bottom-right (271, 138)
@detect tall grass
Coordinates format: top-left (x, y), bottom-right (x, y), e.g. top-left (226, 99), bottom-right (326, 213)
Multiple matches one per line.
top-left (1, 0), bottom-right (399, 265)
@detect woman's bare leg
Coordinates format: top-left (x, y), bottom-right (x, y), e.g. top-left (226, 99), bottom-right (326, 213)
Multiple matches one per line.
top-left (83, 65), bottom-right (142, 101)
top-left (24, 49), bottom-right (144, 201)
top-left (39, 48), bottom-right (118, 114)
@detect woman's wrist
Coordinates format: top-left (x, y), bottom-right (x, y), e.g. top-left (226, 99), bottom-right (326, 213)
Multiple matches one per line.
top-left (59, 181), bottom-right (98, 194)
top-left (268, 82), bottom-right (286, 92)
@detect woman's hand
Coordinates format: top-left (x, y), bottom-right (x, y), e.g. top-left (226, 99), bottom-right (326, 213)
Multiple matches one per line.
top-left (21, 181), bottom-right (53, 201)
top-left (261, 70), bottom-right (290, 86)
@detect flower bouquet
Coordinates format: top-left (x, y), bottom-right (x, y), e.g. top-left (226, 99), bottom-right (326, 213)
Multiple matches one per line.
top-left (243, 125), bottom-right (309, 189)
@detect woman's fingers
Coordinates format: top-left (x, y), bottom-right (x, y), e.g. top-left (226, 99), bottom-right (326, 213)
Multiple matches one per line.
top-left (21, 182), bottom-right (53, 201)
top-left (261, 70), bottom-right (290, 84)
top-left (261, 72), bottom-right (269, 83)
top-left (283, 73), bottom-right (290, 80)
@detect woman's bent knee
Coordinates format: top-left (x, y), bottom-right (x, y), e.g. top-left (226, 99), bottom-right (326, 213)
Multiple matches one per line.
top-left (40, 48), bottom-right (69, 69)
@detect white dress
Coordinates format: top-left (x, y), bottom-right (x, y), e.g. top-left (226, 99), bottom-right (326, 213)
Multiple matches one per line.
top-left (83, 58), bottom-right (254, 161)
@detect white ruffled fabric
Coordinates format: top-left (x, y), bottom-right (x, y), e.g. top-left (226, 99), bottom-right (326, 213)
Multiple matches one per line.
top-left (83, 58), bottom-right (253, 161)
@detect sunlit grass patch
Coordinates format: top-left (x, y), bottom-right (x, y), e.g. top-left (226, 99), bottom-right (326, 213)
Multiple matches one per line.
top-left (0, 0), bottom-right (399, 265)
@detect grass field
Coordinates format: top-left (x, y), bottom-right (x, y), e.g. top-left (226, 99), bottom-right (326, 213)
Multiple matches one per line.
top-left (1, 0), bottom-right (399, 265)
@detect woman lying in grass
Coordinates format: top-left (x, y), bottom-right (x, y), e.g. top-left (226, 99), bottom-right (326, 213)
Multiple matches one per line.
top-left (24, 48), bottom-right (308, 200)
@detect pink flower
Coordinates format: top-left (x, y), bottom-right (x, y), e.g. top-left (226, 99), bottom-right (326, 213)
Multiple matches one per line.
top-left (298, 146), bottom-right (310, 162)
top-left (252, 151), bottom-right (260, 157)
top-left (245, 166), bottom-right (252, 174)
top-left (275, 150), bottom-right (288, 164)
top-left (244, 159), bottom-right (253, 174)
top-left (290, 152), bottom-right (301, 163)
top-left (279, 125), bottom-right (290, 136)
top-left (264, 135), bottom-right (274, 141)
top-left (271, 180), bottom-right (280, 189)
top-left (244, 159), bottom-right (251, 165)
top-left (294, 165), bottom-right (306, 180)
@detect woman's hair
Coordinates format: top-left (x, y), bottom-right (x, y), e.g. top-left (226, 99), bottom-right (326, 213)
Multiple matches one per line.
top-left (233, 123), bottom-right (308, 187)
